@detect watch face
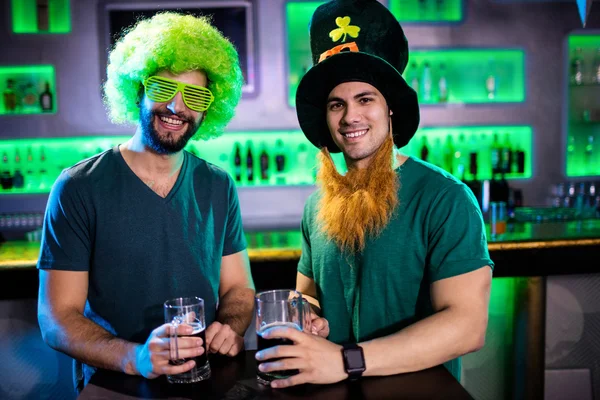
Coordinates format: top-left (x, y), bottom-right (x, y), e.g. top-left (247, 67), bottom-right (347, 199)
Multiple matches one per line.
top-left (345, 348), bottom-right (365, 369)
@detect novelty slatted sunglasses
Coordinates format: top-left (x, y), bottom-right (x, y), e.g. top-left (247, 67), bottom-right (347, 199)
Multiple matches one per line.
top-left (143, 76), bottom-right (214, 112)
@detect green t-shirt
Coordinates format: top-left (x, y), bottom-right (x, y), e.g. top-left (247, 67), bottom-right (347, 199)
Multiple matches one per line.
top-left (298, 156), bottom-right (494, 380)
top-left (38, 146), bottom-right (247, 342)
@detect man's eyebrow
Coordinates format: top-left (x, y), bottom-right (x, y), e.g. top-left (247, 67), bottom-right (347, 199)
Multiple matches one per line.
top-left (326, 91), bottom-right (379, 103)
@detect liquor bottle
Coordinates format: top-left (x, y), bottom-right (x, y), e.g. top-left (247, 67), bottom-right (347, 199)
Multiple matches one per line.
top-left (485, 59), bottom-right (497, 100)
top-left (37, 0), bottom-right (49, 32)
top-left (422, 62), bottom-right (432, 101)
top-left (407, 62), bottom-right (420, 94)
top-left (274, 139), bottom-right (286, 185)
top-left (515, 142), bottom-right (526, 175)
top-left (570, 48), bottom-right (585, 86)
top-left (26, 146), bottom-right (34, 163)
top-left (490, 133), bottom-right (502, 175)
top-left (39, 82), bottom-right (53, 112)
top-left (13, 169), bottom-right (24, 189)
top-left (455, 134), bottom-right (466, 180)
top-left (14, 148), bottom-right (21, 166)
top-left (259, 145), bottom-right (269, 182)
top-left (431, 137), bottom-right (442, 167)
top-left (468, 135), bottom-right (478, 181)
top-left (3, 79), bottom-right (18, 113)
top-left (593, 48), bottom-right (600, 85)
top-left (500, 134), bottom-right (512, 175)
top-left (585, 135), bottom-right (594, 175)
top-left (443, 135), bottom-right (455, 175)
top-left (233, 143), bottom-right (242, 182)
top-left (420, 136), bottom-right (429, 162)
top-left (296, 143), bottom-right (309, 184)
top-left (438, 63), bottom-right (448, 103)
top-left (567, 136), bottom-right (575, 161)
top-left (22, 83), bottom-right (38, 113)
top-left (246, 142), bottom-right (254, 183)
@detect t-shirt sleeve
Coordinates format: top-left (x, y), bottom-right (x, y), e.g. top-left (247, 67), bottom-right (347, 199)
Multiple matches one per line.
top-left (37, 171), bottom-right (92, 271)
top-left (297, 199), bottom-right (314, 279)
top-left (427, 183), bottom-right (494, 282)
top-left (222, 176), bottom-right (247, 256)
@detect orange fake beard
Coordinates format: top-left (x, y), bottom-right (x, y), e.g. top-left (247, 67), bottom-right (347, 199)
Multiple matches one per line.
top-left (316, 135), bottom-right (399, 254)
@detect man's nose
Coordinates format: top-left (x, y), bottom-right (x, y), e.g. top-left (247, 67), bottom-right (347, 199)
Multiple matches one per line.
top-left (341, 103), bottom-right (361, 125)
top-left (166, 91), bottom-right (186, 114)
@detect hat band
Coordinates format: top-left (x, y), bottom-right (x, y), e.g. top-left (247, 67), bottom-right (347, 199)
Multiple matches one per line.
top-left (318, 42), bottom-right (359, 63)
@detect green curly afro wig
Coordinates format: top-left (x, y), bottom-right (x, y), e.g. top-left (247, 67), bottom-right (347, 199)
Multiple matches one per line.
top-left (103, 12), bottom-right (243, 140)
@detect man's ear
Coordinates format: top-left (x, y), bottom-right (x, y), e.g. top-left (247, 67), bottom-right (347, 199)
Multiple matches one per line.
top-left (389, 109), bottom-right (393, 116)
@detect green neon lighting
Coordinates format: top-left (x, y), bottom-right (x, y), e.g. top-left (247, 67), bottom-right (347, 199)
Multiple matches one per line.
top-left (405, 49), bottom-right (526, 104)
top-left (389, 0), bottom-right (463, 23)
top-left (0, 126), bottom-right (532, 195)
top-left (0, 65), bottom-right (57, 115)
top-left (11, 0), bottom-right (71, 34)
top-left (565, 34), bottom-right (600, 178)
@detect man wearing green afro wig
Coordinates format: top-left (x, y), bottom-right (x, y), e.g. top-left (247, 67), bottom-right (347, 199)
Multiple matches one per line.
top-left (37, 12), bottom-right (255, 391)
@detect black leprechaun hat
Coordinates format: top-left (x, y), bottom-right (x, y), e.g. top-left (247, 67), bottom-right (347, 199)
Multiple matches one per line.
top-left (295, 0), bottom-right (420, 153)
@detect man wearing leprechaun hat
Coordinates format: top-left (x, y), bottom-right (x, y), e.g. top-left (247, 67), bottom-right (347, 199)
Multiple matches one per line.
top-left (255, 0), bottom-right (493, 388)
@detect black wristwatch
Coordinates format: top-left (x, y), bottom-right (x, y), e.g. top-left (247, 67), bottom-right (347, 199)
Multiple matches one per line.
top-left (342, 343), bottom-right (366, 380)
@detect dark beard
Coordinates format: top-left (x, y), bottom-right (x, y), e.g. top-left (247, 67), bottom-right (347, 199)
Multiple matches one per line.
top-left (139, 105), bottom-right (199, 155)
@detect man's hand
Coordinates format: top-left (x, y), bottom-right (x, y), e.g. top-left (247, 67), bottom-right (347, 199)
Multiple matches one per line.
top-left (310, 313), bottom-right (330, 338)
top-left (134, 323), bottom-right (204, 379)
top-left (205, 321), bottom-right (244, 356)
top-left (255, 325), bottom-right (347, 388)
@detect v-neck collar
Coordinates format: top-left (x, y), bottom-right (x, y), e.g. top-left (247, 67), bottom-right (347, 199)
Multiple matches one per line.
top-left (113, 145), bottom-right (187, 203)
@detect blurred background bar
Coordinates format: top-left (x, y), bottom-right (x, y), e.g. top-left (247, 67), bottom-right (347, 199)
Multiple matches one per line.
top-left (0, 1), bottom-right (600, 400)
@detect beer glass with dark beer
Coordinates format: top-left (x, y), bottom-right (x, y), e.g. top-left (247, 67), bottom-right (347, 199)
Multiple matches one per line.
top-left (164, 296), bottom-right (211, 383)
top-left (255, 289), bottom-right (304, 385)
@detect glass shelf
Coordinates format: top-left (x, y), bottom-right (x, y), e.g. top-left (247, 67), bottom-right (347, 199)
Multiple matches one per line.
top-left (0, 65), bottom-right (57, 115)
top-left (403, 125), bottom-right (533, 181)
top-left (388, 0), bottom-right (463, 23)
top-left (565, 33), bottom-right (600, 178)
top-left (404, 49), bottom-right (526, 104)
top-left (11, 0), bottom-right (71, 33)
top-left (0, 127), bottom-right (532, 195)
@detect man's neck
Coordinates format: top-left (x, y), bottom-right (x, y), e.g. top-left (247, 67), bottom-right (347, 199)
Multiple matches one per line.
top-left (344, 148), bottom-right (408, 171)
top-left (120, 129), bottom-right (184, 177)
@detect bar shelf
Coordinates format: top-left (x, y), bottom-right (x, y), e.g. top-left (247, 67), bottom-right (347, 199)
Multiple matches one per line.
top-left (11, 0), bottom-right (71, 34)
top-left (0, 65), bottom-right (57, 115)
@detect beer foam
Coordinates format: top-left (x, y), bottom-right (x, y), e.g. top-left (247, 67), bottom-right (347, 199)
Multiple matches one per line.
top-left (257, 322), bottom-right (301, 335)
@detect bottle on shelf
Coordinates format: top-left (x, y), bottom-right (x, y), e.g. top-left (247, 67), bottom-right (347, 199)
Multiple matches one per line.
top-left (500, 134), bottom-right (512, 175)
top-left (40, 82), bottom-right (54, 112)
top-left (246, 142), bottom-right (254, 183)
top-left (233, 143), bottom-right (242, 182)
top-left (443, 135), bottom-right (455, 174)
top-left (422, 62), bottom-right (432, 101)
top-left (438, 63), bottom-right (448, 103)
top-left (274, 139), bottom-right (286, 185)
top-left (490, 133), bottom-right (502, 176)
top-left (420, 136), bottom-right (429, 162)
top-left (26, 146), bottom-right (34, 163)
top-left (13, 169), bottom-right (24, 189)
top-left (485, 59), bottom-right (497, 100)
top-left (259, 145), bottom-right (269, 182)
top-left (468, 134), bottom-right (478, 181)
top-left (570, 47), bottom-right (585, 86)
top-left (593, 48), bottom-right (600, 85)
top-left (515, 141), bottom-right (526, 175)
top-left (455, 134), bottom-right (466, 180)
top-left (585, 135), bottom-right (595, 175)
top-left (22, 83), bottom-right (39, 113)
top-left (37, 0), bottom-right (50, 32)
top-left (3, 79), bottom-right (18, 113)
top-left (408, 61), bottom-right (420, 95)
top-left (296, 143), bottom-right (310, 184)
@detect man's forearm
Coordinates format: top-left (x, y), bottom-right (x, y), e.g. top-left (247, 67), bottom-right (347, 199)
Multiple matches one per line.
top-left (360, 307), bottom-right (486, 377)
top-left (40, 311), bottom-right (139, 375)
top-left (216, 287), bottom-right (255, 336)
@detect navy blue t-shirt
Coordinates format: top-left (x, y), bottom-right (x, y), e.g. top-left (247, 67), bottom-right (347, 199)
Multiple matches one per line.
top-left (38, 146), bottom-right (247, 344)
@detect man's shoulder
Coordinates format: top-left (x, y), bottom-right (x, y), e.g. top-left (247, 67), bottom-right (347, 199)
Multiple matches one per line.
top-left (402, 156), bottom-right (472, 201)
top-left (58, 148), bottom-right (118, 187)
top-left (186, 151), bottom-right (233, 187)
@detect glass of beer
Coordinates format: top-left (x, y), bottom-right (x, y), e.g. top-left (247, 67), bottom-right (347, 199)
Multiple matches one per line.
top-left (164, 296), bottom-right (211, 384)
top-left (255, 289), bottom-right (304, 385)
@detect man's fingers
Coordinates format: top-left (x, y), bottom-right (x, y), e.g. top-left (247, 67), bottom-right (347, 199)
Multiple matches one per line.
top-left (256, 344), bottom-right (299, 361)
top-left (258, 358), bottom-right (304, 374)
top-left (270, 372), bottom-right (309, 389)
top-left (261, 326), bottom-right (304, 343)
top-left (209, 329), bottom-right (228, 353)
top-left (154, 323), bottom-right (195, 338)
top-left (160, 360), bottom-right (196, 376)
top-left (205, 321), bottom-right (222, 346)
